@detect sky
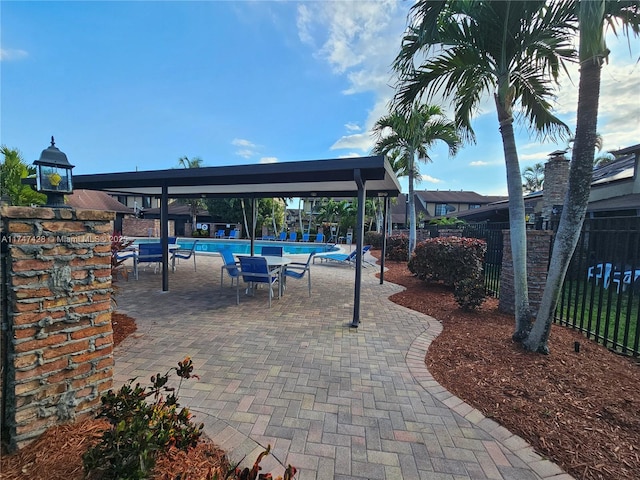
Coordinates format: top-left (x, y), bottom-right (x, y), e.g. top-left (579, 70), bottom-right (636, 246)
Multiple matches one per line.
top-left (1, 1), bottom-right (639, 199)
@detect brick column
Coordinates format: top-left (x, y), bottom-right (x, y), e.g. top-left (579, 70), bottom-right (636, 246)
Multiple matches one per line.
top-left (499, 230), bottom-right (554, 317)
top-left (1, 206), bottom-right (114, 451)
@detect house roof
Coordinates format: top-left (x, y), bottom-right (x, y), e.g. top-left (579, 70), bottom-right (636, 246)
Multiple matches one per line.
top-left (591, 154), bottom-right (636, 186)
top-left (66, 189), bottom-right (133, 214)
top-left (415, 190), bottom-right (492, 204)
top-left (586, 193), bottom-right (640, 213)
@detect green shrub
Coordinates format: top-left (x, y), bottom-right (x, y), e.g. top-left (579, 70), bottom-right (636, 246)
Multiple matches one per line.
top-left (453, 276), bottom-right (486, 310)
top-left (385, 235), bottom-right (409, 261)
top-left (364, 231), bottom-right (383, 249)
top-left (83, 357), bottom-right (204, 479)
top-left (408, 237), bottom-right (486, 285)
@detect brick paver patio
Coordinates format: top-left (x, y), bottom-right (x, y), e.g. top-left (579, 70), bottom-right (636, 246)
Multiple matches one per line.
top-left (113, 252), bottom-right (573, 480)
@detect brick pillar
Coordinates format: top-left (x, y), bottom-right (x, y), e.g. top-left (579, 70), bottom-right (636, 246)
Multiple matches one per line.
top-left (1, 206), bottom-right (115, 451)
top-left (499, 230), bottom-right (554, 317)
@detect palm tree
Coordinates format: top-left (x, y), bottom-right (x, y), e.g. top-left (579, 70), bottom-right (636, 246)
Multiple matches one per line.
top-left (522, 162), bottom-right (545, 193)
top-left (0, 146), bottom-right (46, 206)
top-left (373, 104), bottom-right (460, 258)
top-left (524, 0), bottom-right (640, 354)
top-left (176, 156), bottom-right (205, 230)
top-left (393, 0), bottom-right (576, 339)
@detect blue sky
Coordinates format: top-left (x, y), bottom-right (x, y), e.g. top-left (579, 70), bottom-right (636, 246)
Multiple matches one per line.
top-left (1, 1), bottom-right (638, 198)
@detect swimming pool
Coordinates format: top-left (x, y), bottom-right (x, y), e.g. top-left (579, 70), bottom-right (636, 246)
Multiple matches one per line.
top-left (136, 238), bottom-right (338, 256)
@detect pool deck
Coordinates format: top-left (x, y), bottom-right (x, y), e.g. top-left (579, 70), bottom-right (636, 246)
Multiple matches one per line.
top-left (113, 253), bottom-right (573, 480)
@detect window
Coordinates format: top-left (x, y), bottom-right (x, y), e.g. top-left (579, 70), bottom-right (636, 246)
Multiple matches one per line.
top-left (142, 196), bottom-right (152, 209)
top-left (469, 204), bottom-right (481, 209)
top-left (116, 195), bottom-right (128, 206)
top-left (435, 203), bottom-right (449, 216)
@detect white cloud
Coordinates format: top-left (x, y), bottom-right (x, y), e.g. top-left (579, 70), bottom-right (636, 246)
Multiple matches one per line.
top-left (330, 132), bottom-right (372, 152)
top-left (0, 48), bottom-right (28, 61)
top-left (259, 157), bottom-right (278, 164)
top-left (234, 149), bottom-right (254, 159)
top-left (421, 175), bottom-right (443, 184)
top-left (469, 161), bottom-right (491, 167)
top-left (232, 138), bottom-right (256, 148)
top-left (345, 122), bottom-right (361, 132)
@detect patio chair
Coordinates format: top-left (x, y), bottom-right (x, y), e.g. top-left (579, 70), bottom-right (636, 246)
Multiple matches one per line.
top-left (220, 248), bottom-right (241, 288)
top-left (171, 240), bottom-right (199, 271)
top-left (313, 245), bottom-right (372, 267)
top-left (237, 256), bottom-right (281, 307)
top-left (284, 252), bottom-right (315, 296)
top-left (261, 245), bottom-right (283, 256)
top-left (135, 243), bottom-right (163, 278)
top-left (301, 233), bottom-right (310, 242)
top-left (315, 232), bottom-right (325, 243)
top-left (278, 231), bottom-right (287, 241)
top-left (228, 229), bottom-right (240, 239)
top-left (215, 229), bottom-right (225, 238)
top-left (289, 232), bottom-right (297, 242)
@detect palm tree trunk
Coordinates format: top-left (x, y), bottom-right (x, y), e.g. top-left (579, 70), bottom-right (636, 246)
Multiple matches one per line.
top-left (241, 199), bottom-right (249, 239)
top-left (496, 96), bottom-right (531, 339)
top-left (408, 149), bottom-right (417, 259)
top-left (525, 47), bottom-right (603, 354)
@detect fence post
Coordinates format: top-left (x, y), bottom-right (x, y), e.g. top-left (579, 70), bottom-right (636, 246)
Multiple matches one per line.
top-left (499, 230), bottom-right (554, 317)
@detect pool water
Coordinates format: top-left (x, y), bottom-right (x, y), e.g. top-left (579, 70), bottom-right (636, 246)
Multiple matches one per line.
top-left (138, 238), bottom-right (337, 256)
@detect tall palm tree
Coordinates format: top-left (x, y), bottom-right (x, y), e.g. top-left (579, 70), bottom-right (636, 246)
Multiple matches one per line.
top-left (373, 104), bottom-right (460, 258)
top-left (522, 162), bottom-right (545, 193)
top-left (393, 0), bottom-right (576, 339)
top-left (176, 156), bottom-right (205, 230)
top-left (524, 0), bottom-right (640, 353)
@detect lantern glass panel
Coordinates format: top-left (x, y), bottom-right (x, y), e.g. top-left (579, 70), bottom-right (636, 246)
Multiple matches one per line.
top-left (37, 164), bottom-right (72, 193)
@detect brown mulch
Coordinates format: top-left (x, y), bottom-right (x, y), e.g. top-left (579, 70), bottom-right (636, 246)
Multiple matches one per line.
top-left (2, 261), bottom-right (640, 480)
top-left (378, 255), bottom-right (640, 480)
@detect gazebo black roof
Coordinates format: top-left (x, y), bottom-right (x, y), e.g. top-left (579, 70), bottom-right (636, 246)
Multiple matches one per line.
top-left (72, 156), bottom-right (400, 199)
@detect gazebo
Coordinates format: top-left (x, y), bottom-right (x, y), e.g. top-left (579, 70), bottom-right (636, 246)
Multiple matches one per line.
top-left (73, 155), bottom-right (401, 327)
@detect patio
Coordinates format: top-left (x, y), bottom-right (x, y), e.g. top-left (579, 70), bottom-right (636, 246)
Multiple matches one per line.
top-left (112, 253), bottom-right (570, 480)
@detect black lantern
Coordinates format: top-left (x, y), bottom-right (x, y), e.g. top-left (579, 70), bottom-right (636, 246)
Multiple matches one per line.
top-left (34, 136), bottom-right (74, 207)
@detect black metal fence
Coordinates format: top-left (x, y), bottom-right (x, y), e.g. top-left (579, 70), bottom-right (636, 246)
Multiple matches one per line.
top-left (556, 216), bottom-right (640, 357)
top-left (460, 222), bottom-right (508, 297)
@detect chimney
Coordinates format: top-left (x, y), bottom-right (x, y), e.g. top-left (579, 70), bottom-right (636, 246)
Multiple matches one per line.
top-left (542, 150), bottom-right (570, 227)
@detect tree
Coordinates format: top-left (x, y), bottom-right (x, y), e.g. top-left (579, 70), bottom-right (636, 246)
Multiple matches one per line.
top-left (522, 162), bottom-right (545, 193)
top-left (393, 0), bottom-right (576, 338)
top-left (372, 104), bottom-right (460, 259)
top-left (176, 156), bottom-right (206, 229)
top-left (0, 146), bottom-right (46, 206)
top-left (524, 0), bottom-right (640, 353)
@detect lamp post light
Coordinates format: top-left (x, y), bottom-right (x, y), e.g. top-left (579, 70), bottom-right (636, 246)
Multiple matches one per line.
top-left (34, 136), bottom-right (74, 208)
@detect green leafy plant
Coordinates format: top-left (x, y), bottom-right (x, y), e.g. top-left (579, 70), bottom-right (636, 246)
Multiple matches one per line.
top-left (453, 276), bottom-right (486, 310)
top-left (385, 235), bottom-right (409, 261)
top-left (110, 232), bottom-right (135, 283)
top-left (363, 231), bottom-right (384, 249)
top-left (83, 357), bottom-right (204, 479)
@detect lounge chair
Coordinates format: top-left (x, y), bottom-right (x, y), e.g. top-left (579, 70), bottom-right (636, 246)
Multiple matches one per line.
top-left (228, 229), bottom-right (239, 239)
top-left (215, 229), bottom-right (226, 238)
top-left (220, 248), bottom-right (241, 288)
top-left (301, 233), bottom-right (310, 242)
top-left (315, 232), bottom-right (325, 243)
top-left (261, 245), bottom-right (283, 256)
top-left (289, 232), bottom-right (297, 242)
top-left (237, 256), bottom-right (281, 307)
top-left (278, 232), bottom-right (287, 241)
top-left (284, 252), bottom-right (315, 296)
top-left (313, 245), bottom-right (372, 267)
top-left (171, 240), bottom-right (199, 271)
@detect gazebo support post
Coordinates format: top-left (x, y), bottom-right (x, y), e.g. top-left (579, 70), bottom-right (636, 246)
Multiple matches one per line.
top-left (350, 169), bottom-right (366, 328)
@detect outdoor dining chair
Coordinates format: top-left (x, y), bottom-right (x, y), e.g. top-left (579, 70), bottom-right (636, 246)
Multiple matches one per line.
top-left (283, 252), bottom-right (315, 296)
top-left (220, 248), bottom-right (241, 288)
top-left (135, 243), bottom-right (163, 278)
top-left (237, 256), bottom-right (281, 307)
top-left (261, 245), bottom-right (283, 257)
top-left (171, 240), bottom-right (199, 271)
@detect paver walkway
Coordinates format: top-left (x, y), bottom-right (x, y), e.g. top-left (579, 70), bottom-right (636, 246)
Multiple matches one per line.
top-left (113, 253), bottom-right (573, 480)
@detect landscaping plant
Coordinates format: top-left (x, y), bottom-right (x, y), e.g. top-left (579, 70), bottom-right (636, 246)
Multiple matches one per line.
top-left (385, 234), bottom-right (409, 261)
top-left (83, 357), bottom-right (204, 479)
